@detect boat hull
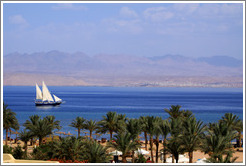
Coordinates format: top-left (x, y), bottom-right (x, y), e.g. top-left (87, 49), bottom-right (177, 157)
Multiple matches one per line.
top-left (35, 102), bottom-right (62, 106)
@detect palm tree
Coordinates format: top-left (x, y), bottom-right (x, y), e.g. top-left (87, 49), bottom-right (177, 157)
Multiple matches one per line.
top-left (23, 115), bottom-right (40, 146)
top-left (84, 120), bottom-right (98, 140)
top-left (69, 117), bottom-right (86, 137)
top-left (164, 105), bottom-right (183, 119)
top-left (181, 110), bottom-right (194, 119)
top-left (153, 117), bottom-right (162, 163)
top-left (166, 138), bottom-right (185, 163)
top-left (117, 113), bottom-right (128, 132)
top-left (220, 113), bottom-right (239, 131)
top-left (18, 130), bottom-right (32, 158)
top-left (83, 140), bottom-right (111, 163)
top-left (182, 117), bottom-right (205, 163)
top-left (202, 122), bottom-right (237, 163)
top-left (53, 136), bottom-right (84, 161)
top-left (167, 117), bottom-right (184, 163)
top-left (28, 118), bottom-right (53, 145)
top-left (97, 112), bottom-right (119, 140)
top-left (139, 116), bottom-right (148, 151)
top-left (45, 115), bottom-right (61, 131)
top-left (3, 102), bottom-right (19, 146)
top-left (160, 119), bottom-right (170, 163)
top-left (146, 116), bottom-right (157, 162)
top-left (220, 113), bottom-right (243, 147)
top-left (126, 118), bottom-right (141, 163)
top-left (206, 151), bottom-right (238, 163)
top-left (107, 132), bottom-right (140, 163)
top-left (235, 120), bottom-right (243, 147)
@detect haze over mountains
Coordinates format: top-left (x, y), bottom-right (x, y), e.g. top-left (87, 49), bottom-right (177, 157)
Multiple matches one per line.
top-left (3, 51), bottom-right (243, 87)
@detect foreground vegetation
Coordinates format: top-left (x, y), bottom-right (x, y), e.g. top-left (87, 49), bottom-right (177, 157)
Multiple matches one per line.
top-left (3, 102), bottom-right (243, 163)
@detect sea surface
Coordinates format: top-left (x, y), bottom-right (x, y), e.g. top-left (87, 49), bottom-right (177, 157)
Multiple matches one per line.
top-left (3, 86), bottom-right (244, 139)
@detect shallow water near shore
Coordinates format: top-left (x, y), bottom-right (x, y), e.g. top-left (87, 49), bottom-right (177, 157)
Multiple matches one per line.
top-left (3, 86), bottom-right (243, 139)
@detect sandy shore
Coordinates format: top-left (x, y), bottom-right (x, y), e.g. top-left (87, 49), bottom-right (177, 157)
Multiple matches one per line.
top-left (3, 139), bottom-right (243, 163)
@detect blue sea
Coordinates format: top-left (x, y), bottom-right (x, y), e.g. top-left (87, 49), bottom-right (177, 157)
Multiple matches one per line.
top-left (3, 86), bottom-right (244, 139)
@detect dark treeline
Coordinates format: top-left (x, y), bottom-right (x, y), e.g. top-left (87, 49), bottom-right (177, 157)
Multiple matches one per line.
top-left (3, 102), bottom-right (243, 163)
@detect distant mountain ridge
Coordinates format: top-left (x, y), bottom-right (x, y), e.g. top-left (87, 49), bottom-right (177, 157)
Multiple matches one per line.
top-left (197, 56), bottom-right (243, 68)
top-left (3, 51), bottom-right (243, 87)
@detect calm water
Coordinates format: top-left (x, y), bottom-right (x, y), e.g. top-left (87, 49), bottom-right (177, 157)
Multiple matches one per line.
top-left (3, 86), bottom-right (243, 139)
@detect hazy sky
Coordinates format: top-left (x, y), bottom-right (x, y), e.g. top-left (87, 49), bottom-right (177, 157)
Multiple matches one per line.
top-left (3, 2), bottom-right (244, 60)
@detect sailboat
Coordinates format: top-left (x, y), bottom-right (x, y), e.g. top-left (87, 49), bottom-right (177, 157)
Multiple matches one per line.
top-left (35, 81), bottom-right (62, 106)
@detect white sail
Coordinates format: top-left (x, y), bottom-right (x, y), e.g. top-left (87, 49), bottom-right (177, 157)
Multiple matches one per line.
top-left (42, 81), bottom-right (54, 102)
top-left (36, 83), bottom-right (42, 100)
top-left (53, 94), bottom-right (62, 102)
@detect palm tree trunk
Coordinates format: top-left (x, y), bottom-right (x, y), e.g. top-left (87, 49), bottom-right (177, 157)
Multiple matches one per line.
top-left (24, 141), bottom-right (28, 158)
top-left (155, 137), bottom-right (159, 163)
top-left (163, 138), bottom-right (167, 163)
top-left (238, 132), bottom-right (242, 147)
top-left (175, 156), bottom-right (179, 163)
top-left (78, 128), bottom-right (80, 137)
top-left (189, 151), bottom-right (193, 163)
top-left (144, 131), bottom-right (148, 151)
top-left (132, 150), bottom-right (135, 163)
top-left (15, 134), bottom-right (18, 143)
top-left (90, 130), bottom-right (92, 140)
top-left (5, 128), bottom-right (8, 146)
top-left (150, 136), bottom-right (154, 163)
top-left (30, 138), bottom-right (33, 146)
top-left (39, 137), bottom-right (42, 146)
top-left (122, 155), bottom-right (127, 163)
top-left (110, 130), bottom-right (113, 141)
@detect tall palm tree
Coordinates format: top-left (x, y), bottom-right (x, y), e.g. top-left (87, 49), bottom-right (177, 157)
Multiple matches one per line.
top-left (153, 117), bottom-right (162, 163)
top-left (139, 116), bottom-right (148, 151)
top-left (107, 132), bottom-right (140, 163)
top-left (164, 105), bottom-right (183, 119)
top-left (23, 115), bottom-right (40, 145)
top-left (97, 112), bottom-right (119, 140)
top-left (69, 117), bottom-right (86, 137)
top-left (182, 117), bottom-right (205, 163)
top-left (160, 119), bottom-right (170, 163)
top-left (18, 130), bottom-right (32, 158)
top-left (117, 113), bottom-right (128, 132)
top-left (167, 117), bottom-right (184, 163)
top-left (126, 118), bottom-right (141, 140)
top-left (220, 113), bottom-right (243, 147)
top-left (235, 120), bottom-right (243, 147)
top-left (202, 122), bottom-right (237, 163)
top-left (84, 120), bottom-right (98, 140)
top-left (220, 113), bottom-right (239, 130)
top-left (3, 102), bottom-right (19, 146)
top-left (28, 118), bottom-right (53, 145)
top-left (126, 118), bottom-right (141, 163)
top-left (23, 115), bottom-right (40, 129)
top-left (83, 139), bottom-right (111, 163)
top-left (146, 116), bottom-right (157, 162)
top-left (45, 115), bottom-right (61, 131)
top-left (181, 110), bottom-right (194, 119)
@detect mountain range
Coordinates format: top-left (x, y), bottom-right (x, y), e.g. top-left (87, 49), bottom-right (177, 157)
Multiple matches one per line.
top-left (3, 51), bottom-right (243, 87)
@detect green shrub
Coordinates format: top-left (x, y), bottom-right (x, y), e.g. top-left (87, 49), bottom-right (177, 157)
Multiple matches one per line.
top-left (135, 154), bottom-right (147, 163)
top-left (12, 145), bottom-right (24, 159)
top-left (32, 142), bottom-right (55, 160)
top-left (3, 145), bottom-right (13, 154)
